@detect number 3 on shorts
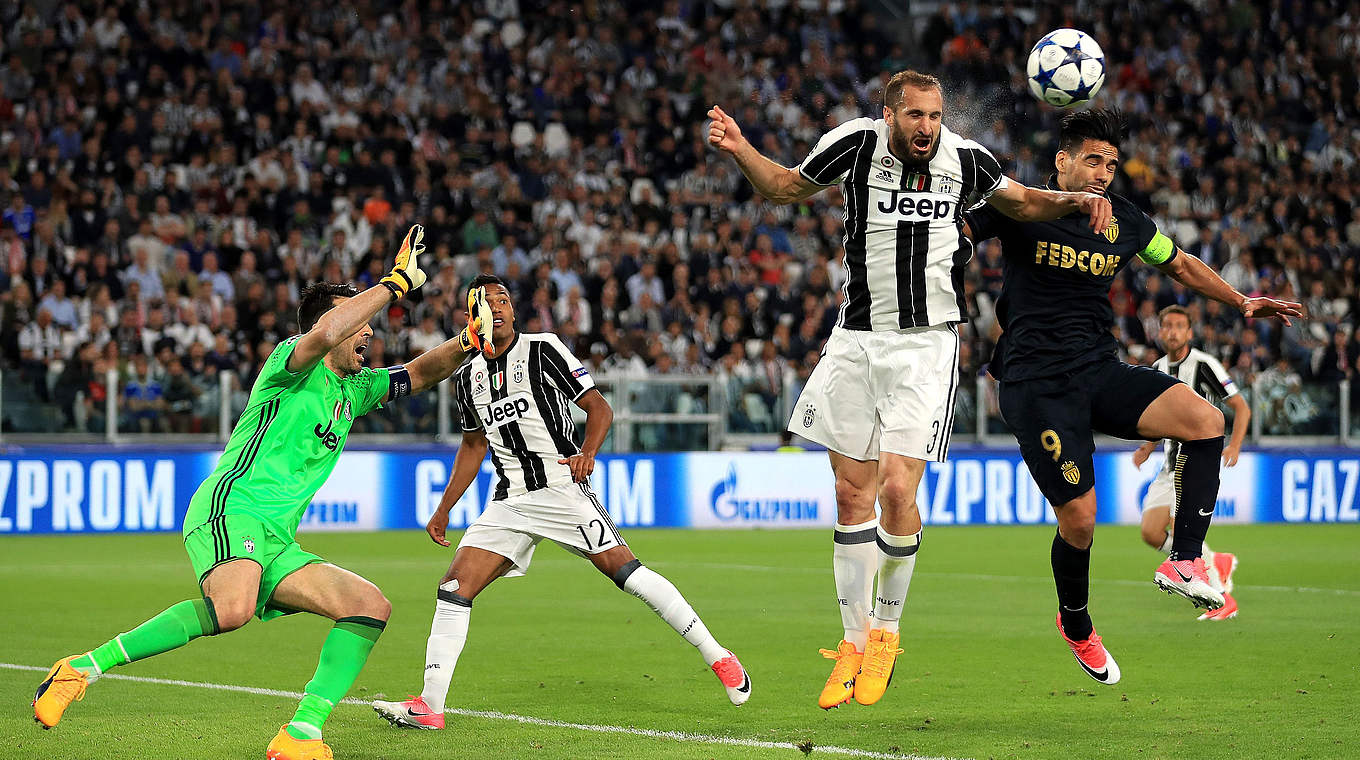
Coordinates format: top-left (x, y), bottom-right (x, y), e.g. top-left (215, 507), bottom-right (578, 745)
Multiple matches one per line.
top-left (1040, 429), bottom-right (1062, 461)
top-left (576, 519), bottom-right (614, 552)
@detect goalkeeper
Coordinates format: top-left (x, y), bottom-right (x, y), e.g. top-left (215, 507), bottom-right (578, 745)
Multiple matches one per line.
top-left (32, 225), bottom-right (496, 760)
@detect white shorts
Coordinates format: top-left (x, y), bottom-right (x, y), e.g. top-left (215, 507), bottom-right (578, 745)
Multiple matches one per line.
top-left (457, 481), bottom-right (626, 577)
top-left (1143, 467), bottom-right (1177, 516)
top-left (789, 324), bottom-right (961, 462)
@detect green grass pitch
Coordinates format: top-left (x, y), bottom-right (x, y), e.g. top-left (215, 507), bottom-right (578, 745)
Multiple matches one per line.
top-left (2, 525), bottom-right (1357, 759)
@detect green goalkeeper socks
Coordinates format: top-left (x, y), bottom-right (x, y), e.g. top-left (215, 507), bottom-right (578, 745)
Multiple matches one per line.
top-left (286, 616), bottom-right (386, 741)
top-left (70, 598), bottom-right (220, 675)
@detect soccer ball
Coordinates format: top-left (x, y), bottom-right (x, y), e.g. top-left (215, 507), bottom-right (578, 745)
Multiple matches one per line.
top-left (1026, 28), bottom-right (1106, 108)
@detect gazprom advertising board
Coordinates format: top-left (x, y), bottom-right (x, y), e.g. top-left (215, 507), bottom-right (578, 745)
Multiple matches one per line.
top-left (0, 446), bottom-right (1356, 534)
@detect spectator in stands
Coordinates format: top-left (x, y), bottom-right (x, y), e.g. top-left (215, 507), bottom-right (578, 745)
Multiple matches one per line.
top-left (38, 280), bottom-right (80, 331)
top-left (19, 307), bottom-right (62, 401)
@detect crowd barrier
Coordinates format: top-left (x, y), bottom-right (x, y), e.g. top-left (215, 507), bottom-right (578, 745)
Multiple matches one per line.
top-left (1, 446), bottom-right (1357, 535)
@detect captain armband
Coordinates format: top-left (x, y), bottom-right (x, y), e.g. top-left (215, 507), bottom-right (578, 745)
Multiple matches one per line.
top-left (387, 365), bottom-right (412, 400)
top-left (1137, 230), bottom-right (1177, 265)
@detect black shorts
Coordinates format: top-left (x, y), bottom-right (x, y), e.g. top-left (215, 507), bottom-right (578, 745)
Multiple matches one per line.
top-left (998, 359), bottom-right (1180, 506)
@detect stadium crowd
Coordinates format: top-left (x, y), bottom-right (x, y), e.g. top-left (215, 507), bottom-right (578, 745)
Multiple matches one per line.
top-left (0, 0), bottom-right (1356, 439)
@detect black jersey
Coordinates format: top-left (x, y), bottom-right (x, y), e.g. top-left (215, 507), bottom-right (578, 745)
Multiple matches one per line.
top-left (965, 180), bottom-right (1174, 382)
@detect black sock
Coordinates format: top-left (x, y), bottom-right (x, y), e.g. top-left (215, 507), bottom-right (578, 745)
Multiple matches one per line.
top-left (1051, 530), bottom-right (1092, 641)
top-left (1170, 436), bottom-right (1224, 561)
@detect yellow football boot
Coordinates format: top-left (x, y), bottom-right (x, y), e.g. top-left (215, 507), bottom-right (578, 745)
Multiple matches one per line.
top-left (33, 655), bottom-right (89, 728)
top-left (265, 725), bottom-right (334, 760)
top-left (853, 629), bottom-right (903, 705)
top-left (817, 640), bottom-right (863, 709)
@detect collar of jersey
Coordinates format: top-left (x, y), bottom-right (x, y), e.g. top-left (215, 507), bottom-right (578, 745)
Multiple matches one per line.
top-left (487, 331), bottom-right (519, 362)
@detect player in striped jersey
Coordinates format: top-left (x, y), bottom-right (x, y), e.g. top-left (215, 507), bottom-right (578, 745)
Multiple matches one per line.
top-left (707, 70), bottom-right (1113, 708)
top-left (373, 275), bottom-right (749, 730)
top-left (1134, 306), bottom-right (1249, 620)
top-left (33, 226), bottom-right (496, 760)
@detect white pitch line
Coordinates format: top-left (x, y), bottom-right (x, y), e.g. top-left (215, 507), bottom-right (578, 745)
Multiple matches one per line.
top-left (643, 561), bottom-right (1360, 597)
top-left (3, 663), bottom-right (968, 760)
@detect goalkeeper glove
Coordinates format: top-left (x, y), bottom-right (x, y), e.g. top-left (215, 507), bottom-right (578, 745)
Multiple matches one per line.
top-left (379, 224), bottom-right (428, 300)
top-left (458, 285), bottom-right (496, 354)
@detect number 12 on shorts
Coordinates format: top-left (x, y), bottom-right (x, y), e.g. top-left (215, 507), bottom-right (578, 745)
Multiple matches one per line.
top-left (576, 519), bottom-right (614, 552)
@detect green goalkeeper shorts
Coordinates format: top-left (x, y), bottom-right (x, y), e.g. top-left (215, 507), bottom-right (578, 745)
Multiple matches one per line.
top-left (183, 513), bottom-right (325, 621)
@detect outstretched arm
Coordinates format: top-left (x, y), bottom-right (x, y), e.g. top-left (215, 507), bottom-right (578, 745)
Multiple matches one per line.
top-left (1156, 248), bottom-right (1303, 324)
top-left (426, 431), bottom-right (489, 547)
top-left (405, 338), bottom-right (472, 395)
top-left (984, 179), bottom-right (1114, 235)
top-left (390, 287), bottom-right (496, 399)
top-left (288, 286), bottom-right (391, 373)
top-left (559, 389), bottom-right (612, 483)
top-left (707, 105), bottom-right (823, 204)
top-left (288, 225), bottom-right (428, 373)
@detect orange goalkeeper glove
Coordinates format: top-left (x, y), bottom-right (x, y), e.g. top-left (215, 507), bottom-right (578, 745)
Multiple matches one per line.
top-left (458, 285), bottom-right (495, 354)
top-left (379, 224), bottom-right (428, 300)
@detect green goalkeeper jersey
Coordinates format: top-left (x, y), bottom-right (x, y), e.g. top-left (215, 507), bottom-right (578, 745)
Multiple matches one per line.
top-left (184, 336), bottom-right (390, 540)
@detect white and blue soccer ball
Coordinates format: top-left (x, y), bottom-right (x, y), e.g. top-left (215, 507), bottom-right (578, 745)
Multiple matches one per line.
top-left (1026, 28), bottom-right (1106, 109)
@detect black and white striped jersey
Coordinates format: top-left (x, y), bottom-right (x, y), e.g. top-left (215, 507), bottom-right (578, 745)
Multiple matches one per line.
top-left (799, 118), bottom-right (1007, 330)
top-left (1153, 347), bottom-right (1238, 470)
top-left (452, 332), bottom-right (594, 500)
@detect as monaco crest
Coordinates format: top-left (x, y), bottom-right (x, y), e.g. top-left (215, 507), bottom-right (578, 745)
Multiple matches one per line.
top-left (1103, 216), bottom-right (1119, 243)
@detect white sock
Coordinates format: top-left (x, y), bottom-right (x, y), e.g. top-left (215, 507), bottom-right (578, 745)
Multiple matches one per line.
top-left (1202, 542), bottom-right (1215, 564)
top-left (420, 580), bottom-right (470, 713)
top-left (1158, 533), bottom-right (1174, 554)
top-left (622, 565), bottom-right (727, 666)
top-left (834, 519), bottom-right (878, 650)
top-left (873, 527), bottom-right (921, 634)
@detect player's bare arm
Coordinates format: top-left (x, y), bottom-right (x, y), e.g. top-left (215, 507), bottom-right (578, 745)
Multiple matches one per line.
top-left (984, 179), bottom-right (1114, 235)
top-left (559, 388), bottom-right (612, 482)
top-left (1153, 247), bottom-right (1303, 325)
top-left (404, 339), bottom-right (474, 397)
top-left (1132, 440), bottom-right (1159, 468)
top-left (706, 105), bottom-right (822, 204)
top-left (427, 430), bottom-right (490, 547)
top-left (1223, 394), bottom-right (1250, 467)
top-left (288, 224), bottom-right (428, 372)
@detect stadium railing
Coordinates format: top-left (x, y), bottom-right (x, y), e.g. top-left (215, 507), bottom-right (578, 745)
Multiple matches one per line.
top-left (0, 370), bottom-right (1352, 449)
top-left (973, 374), bottom-right (1354, 448)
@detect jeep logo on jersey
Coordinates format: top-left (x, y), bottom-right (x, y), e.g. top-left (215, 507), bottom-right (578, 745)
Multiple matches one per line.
top-left (313, 419), bottom-right (341, 450)
top-left (874, 189), bottom-right (955, 221)
top-left (479, 392), bottom-right (532, 430)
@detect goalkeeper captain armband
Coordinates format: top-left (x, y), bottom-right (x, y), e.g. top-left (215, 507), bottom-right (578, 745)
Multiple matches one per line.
top-left (386, 365), bottom-right (412, 400)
